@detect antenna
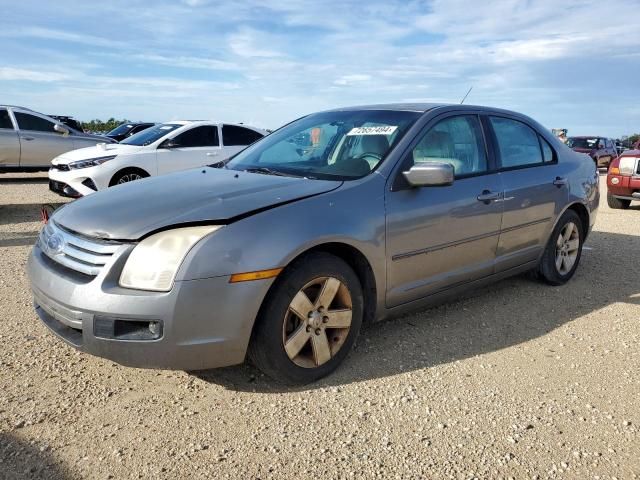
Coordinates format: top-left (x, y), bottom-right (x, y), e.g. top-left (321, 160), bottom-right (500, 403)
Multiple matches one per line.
top-left (460, 86), bottom-right (473, 104)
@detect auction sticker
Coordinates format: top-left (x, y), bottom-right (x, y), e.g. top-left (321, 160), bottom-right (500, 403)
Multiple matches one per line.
top-left (347, 126), bottom-right (397, 136)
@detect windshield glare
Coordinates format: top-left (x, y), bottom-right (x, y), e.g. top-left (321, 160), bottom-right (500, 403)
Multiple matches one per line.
top-left (225, 110), bottom-right (421, 180)
top-left (567, 137), bottom-right (599, 149)
top-left (108, 124), bottom-right (135, 136)
top-left (120, 123), bottom-right (182, 146)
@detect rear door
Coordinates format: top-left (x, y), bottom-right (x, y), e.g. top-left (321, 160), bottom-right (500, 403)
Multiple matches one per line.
top-left (221, 125), bottom-right (264, 159)
top-left (385, 113), bottom-right (504, 307)
top-left (156, 125), bottom-right (221, 175)
top-left (487, 115), bottom-right (569, 271)
top-left (13, 111), bottom-right (72, 167)
top-left (0, 108), bottom-right (20, 167)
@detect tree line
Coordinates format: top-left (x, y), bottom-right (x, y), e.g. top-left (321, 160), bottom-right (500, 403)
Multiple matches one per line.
top-left (80, 118), bottom-right (132, 133)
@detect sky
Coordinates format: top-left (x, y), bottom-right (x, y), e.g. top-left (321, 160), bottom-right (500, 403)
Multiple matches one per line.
top-left (0, 0), bottom-right (639, 137)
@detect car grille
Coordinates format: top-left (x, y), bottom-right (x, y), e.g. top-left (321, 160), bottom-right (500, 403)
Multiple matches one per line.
top-left (39, 221), bottom-right (122, 276)
top-left (50, 164), bottom-right (70, 171)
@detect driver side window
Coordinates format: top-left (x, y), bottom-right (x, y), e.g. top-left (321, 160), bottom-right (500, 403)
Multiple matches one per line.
top-left (411, 115), bottom-right (487, 177)
top-left (171, 126), bottom-right (219, 148)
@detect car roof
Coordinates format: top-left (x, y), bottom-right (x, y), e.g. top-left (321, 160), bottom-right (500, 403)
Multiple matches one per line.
top-left (569, 135), bottom-right (603, 139)
top-left (322, 103), bottom-right (540, 118)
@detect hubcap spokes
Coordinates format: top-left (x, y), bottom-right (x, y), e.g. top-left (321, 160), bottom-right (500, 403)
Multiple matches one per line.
top-left (555, 222), bottom-right (579, 275)
top-left (283, 277), bottom-right (352, 368)
top-left (118, 174), bottom-right (141, 184)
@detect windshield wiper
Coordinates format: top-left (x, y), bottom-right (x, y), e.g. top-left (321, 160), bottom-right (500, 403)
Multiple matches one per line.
top-left (244, 167), bottom-right (295, 177)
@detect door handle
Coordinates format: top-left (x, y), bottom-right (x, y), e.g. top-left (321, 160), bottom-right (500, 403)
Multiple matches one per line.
top-left (20, 136), bottom-right (34, 141)
top-left (553, 176), bottom-right (568, 187)
top-left (206, 152), bottom-right (219, 157)
top-left (476, 190), bottom-right (501, 203)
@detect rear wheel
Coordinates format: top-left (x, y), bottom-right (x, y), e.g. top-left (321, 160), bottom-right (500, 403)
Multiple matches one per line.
top-left (536, 210), bottom-right (584, 286)
top-left (249, 252), bottom-right (363, 384)
top-left (109, 168), bottom-right (149, 187)
top-left (607, 192), bottom-right (631, 210)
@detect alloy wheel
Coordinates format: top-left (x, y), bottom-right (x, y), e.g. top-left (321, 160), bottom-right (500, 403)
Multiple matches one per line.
top-left (282, 276), bottom-right (352, 368)
top-left (117, 173), bottom-right (142, 184)
top-left (555, 221), bottom-right (580, 275)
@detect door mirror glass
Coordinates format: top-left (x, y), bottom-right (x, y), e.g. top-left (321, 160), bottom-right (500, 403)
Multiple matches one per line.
top-left (159, 139), bottom-right (180, 149)
top-left (403, 162), bottom-right (454, 187)
top-left (54, 124), bottom-right (69, 136)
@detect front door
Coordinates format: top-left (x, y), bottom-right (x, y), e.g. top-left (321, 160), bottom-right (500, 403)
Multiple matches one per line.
top-left (385, 114), bottom-right (504, 308)
top-left (13, 111), bottom-right (71, 167)
top-left (0, 108), bottom-right (20, 167)
top-left (486, 115), bottom-right (569, 271)
top-left (157, 125), bottom-right (222, 175)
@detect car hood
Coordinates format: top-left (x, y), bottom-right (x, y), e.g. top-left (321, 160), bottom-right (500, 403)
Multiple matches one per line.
top-left (52, 144), bottom-right (144, 164)
top-left (53, 168), bottom-right (343, 240)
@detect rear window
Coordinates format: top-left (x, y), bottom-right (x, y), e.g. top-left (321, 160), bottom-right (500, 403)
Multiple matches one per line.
top-left (222, 125), bottom-right (264, 146)
top-left (0, 109), bottom-right (13, 129)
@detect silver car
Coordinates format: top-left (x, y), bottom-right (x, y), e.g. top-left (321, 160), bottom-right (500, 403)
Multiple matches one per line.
top-left (0, 105), bottom-right (115, 172)
top-left (27, 104), bottom-right (599, 384)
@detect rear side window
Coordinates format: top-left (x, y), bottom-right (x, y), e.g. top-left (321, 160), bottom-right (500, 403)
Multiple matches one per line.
top-left (172, 125), bottom-right (219, 147)
top-left (540, 136), bottom-right (555, 163)
top-left (412, 115), bottom-right (487, 177)
top-left (222, 125), bottom-right (263, 146)
top-left (14, 112), bottom-right (56, 133)
top-left (0, 109), bottom-right (13, 129)
top-left (490, 117), bottom-right (543, 168)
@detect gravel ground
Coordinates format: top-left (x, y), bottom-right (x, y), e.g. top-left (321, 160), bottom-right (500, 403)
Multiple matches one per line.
top-left (0, 172), bottom-right (638, 479)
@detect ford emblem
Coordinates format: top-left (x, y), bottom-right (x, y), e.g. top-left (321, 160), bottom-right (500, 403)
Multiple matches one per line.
top-left (46, 233), bottom-right (65, 255)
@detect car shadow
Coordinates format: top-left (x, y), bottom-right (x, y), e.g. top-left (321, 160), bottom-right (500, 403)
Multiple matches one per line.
top-left (0, 432), bottom-right (72, 479)
top-left (0, 203), bottom-right (65, 226)
top-left (193, 230), bottom-right (640, 393)
top-left (0, 176), bottom-right (49, 184)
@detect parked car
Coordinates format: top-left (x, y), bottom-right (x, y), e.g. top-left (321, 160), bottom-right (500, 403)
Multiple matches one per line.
top-left (566, 136), bottom-right (618, 167)
top-left (48, 121), bottom-right (267, 197)
top-left (606, 149), bottom-right (640, 209)
top-left (48, 115), bottom-right (84, 133)
top-left (28, 103), bottom-right (599, 384)
top-left (104, 122), bottom-right (156, 142)
top-left (0, 106), bottom-right (115, 172)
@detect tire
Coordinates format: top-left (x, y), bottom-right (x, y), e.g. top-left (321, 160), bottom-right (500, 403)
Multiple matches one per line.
top-left (248, 252), bottom-right (363, 385)
top-left (607, 192), bottom-right (631, 210)
top-left (536, 210), bottom-right (584, 286)
top-left (109, 168), bottom-right (149, 187)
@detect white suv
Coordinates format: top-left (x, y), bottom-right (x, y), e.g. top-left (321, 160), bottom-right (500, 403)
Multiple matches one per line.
top-left (48, 121), bottom-right (267, 197)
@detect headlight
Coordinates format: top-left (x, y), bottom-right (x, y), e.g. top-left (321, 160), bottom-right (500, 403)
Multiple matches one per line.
top-left (68, 155), bottom-right (116, 170)
top-left (119, 226), bottom-right (222, 291)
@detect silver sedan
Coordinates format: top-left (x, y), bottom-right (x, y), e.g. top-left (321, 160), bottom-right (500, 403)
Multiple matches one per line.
top-left (27, 103), bottom-right (599, 384)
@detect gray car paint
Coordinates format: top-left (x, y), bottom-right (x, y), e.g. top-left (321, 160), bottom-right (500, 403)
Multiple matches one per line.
top-left (0, 105), bottom-right (114, 169)
top-left (27, 103), bottom-right (599, 371)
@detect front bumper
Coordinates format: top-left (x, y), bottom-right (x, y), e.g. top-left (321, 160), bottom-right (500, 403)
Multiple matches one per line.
top-left (49, 167), bottom-right (99, 198)
top-left (27, 243), bottom-right (271, 370)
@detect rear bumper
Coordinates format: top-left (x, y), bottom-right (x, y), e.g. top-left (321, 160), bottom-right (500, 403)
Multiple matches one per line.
top-left (607, 174), bottom-right (640, 200)
top-left (27, 243), bottom-right (270, 371)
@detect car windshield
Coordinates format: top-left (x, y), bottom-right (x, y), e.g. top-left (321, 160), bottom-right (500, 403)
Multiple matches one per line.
top-left (108, 124), bottom-right (135, 136)
top-left (225, 110), bottom-right (421, 180)
top-left (567, 137), bottom-right (599, 149)
top-left (120, 123), bottom-right (182, 146)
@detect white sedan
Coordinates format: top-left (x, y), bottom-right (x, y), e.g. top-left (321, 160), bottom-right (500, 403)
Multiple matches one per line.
top-left (48, 121), bottom-right (267, 197)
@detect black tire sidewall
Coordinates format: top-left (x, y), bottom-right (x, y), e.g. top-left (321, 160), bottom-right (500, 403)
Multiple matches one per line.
top-left (539, 210), bottom-right (584, 286)
top-left (249, 252), bottom-right (363, 384)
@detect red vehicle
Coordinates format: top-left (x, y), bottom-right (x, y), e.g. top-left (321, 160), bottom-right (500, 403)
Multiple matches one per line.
top-left (567, 136), bottom-right (618, 168)
top-left (607, 150), bottom-right (640, 209)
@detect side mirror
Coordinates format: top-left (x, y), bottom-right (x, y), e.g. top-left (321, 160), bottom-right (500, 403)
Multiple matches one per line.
top-left (402, 162), bottom-right (454, 187)
top-left (54, 124), bottom-right (69, 136)
top-left (159, 139), bottom-right (180, 149)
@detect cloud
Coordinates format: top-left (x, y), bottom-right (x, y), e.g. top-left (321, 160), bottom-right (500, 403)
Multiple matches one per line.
top-left (0, 67), bottom-right (70, 82)
top-left (228, 28), bottom-right (284, 58)
top-left (2, 26), bottom-right (125, 48)
top-left (334, 74), bottom-right (372, 86)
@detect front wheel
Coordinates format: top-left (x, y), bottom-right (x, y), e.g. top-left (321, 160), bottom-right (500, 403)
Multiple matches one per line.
top-left (607, 192), bottom-right (631, 210)
top-left (109, 168), bottom-right (149, 187)
top-left (248, 252), bottom-right (363, 384)
top-left (536, 210), bottom-right (584, 286)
